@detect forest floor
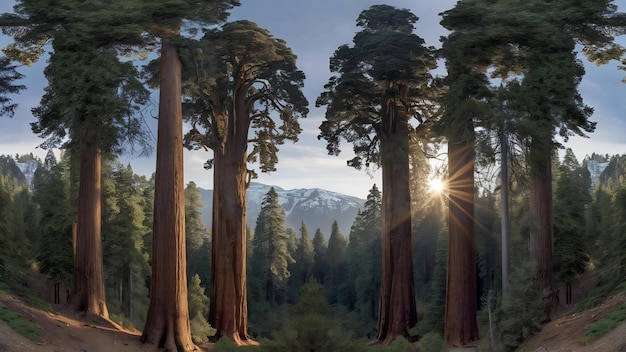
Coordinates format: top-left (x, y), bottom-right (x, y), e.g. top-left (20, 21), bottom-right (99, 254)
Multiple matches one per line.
top-left (0, 271), bottom-right (625, 352)
top-left (518, 266), bottom-right (626, 352)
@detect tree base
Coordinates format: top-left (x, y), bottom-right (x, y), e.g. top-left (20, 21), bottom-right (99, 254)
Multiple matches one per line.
top-left (208, 331), bottom-right (259, 346)
top-left (369, 333), bottom-right (419, 346)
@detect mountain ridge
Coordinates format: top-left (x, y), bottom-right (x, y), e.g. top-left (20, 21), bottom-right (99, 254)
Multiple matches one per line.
top-left (198, 182), bottom-right (365, 237)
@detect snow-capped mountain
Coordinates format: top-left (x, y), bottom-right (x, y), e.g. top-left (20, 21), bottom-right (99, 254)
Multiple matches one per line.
top-left (199, 182), bottom-right (365, 238)
top-left (0, 155), bottom-right (40, 187)
top-left (586, 159), bottom-right (609, 189)
top-left (16, 159), bottom-right (40, 188)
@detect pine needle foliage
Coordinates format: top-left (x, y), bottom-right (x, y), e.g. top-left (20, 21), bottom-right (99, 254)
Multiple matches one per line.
top-left (257, 283), bottom-right (364, 352)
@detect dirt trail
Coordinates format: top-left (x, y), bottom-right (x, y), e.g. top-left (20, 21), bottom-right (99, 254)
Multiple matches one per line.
top-left (519, 292), bottom-right (626, 352)
top-left (2, 284), bottom-right (626, 352)
top-left (0, 292), bottom-right (149, 352)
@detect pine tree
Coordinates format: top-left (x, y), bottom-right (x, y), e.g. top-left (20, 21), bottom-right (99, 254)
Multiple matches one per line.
top-left (325, 220), bottom-right (348, 305)
top-left (185, 181), bottom-right (210, 283)
top-left (32, 151), bottom-right (73, 294)
top-left (101, 161), bottom-right (150, 326)
top-left (348, 185), bottom-right (382, 323)
top-left (250, 187), bottom-right (294, 306)
top-left (0, 55), bottom-right (24, 117)
top-left (293, 221), bottom-right (314, 286)
top-left (312, 229), bottom-right (327, 284)
top-left (553, 149), bottom-right (590, 302)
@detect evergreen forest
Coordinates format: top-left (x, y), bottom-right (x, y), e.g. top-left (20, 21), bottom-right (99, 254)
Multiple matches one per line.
top-left (1, 1), bottom-right (626, 351)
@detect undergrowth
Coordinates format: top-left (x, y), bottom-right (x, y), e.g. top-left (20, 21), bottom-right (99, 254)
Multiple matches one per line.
top-left (580, 303), bottom-right (626, 343)
top-left (0, 302), bottom-right (42, 342)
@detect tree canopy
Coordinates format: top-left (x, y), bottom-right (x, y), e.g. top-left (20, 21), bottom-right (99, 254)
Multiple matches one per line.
top-left (182, 19), bottom-right (308, 177)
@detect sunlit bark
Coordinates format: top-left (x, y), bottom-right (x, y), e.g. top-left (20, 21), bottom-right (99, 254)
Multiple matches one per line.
top-left (208, 138), bottom-right (255, 345)
top-left (372, 105), bottom-right (417, 345)
top-left (68, 131), bottom-right (108, 319)
top-left (141, 37), bottom-right (195, 351)
top-left (444, 139), bottom-right (479, 346)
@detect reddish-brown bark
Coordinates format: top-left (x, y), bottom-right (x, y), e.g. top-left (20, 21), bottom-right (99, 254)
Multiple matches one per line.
top-left (141, 39), bottom-right (195, 351)
top-left (208, 151), bottom-right (254, 345)
top-left (207, 74), bottom-right (256, 346)
top-left (68, 133), bottom-right (109, 319)
top-left (444, 139), bottom-right (479, 347)
top-left (371, 105), bottom-right (417, 345)
top-left (529, 138), bottom-right (555, 317)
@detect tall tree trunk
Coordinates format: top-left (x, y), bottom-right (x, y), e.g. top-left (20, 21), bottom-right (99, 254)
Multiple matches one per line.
top-left (444, 139), bottom-right (479, 347)
top-left (372, 113), bottom-right (417, 345)
top-left (208, 146), bottom-right (255, 345)
top-left (68, 133), bottom-right (108, 319)
top-left (529, 136), bottom-right (555, 317)
top-left (141, 37), bottom-right (195, 351)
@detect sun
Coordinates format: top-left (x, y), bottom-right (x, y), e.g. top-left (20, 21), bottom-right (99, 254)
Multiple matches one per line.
top-left (428, 177), bottom-right (445, 194)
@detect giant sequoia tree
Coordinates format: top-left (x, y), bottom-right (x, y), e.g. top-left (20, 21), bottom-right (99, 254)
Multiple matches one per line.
top-left (2, 0), bottom-right (151, 320)
top-left (140, 2), bottom-right (239, 350)
top-left (440, 0), bottom-right (624, 328)
top-left (317, 5), bottom-right (438, 344)
top-left (181, 20), bottom-right (307, 344)
top-left (439, 1), bottom-right (496, 344)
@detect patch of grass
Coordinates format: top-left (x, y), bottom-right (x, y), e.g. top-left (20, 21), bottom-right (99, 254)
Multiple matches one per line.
top-left (366, 337), bottom-right (415, 351)
top-left (0, 276), bottom-right (51, 312)
top-left (580, 304), bottom-right (626, 343)
top-left (0, 302), bottom-right (42, 342)
top-left (418, 332), bottom-right (447, 352)
top-left (575, 285), bottom-right (610, 312)
top-left (213, 338), bottom-right (260, 351)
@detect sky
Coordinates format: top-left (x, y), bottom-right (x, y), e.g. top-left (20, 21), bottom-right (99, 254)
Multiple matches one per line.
top-left (1, 0), bottom-right (626, 199)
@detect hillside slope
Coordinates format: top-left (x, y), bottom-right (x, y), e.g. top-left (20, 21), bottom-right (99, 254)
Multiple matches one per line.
top-left (2, 288), bottom-right (626, 351)
top-left (519, 291), bottom-right (626, 352)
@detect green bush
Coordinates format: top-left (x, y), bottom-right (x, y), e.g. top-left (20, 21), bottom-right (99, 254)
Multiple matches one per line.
top-left (494, 261), bottom-right (545, 351)
top-left (256, 283), bottom-right (365, 352)
top-left (366, 336), bottom-right (415, 351)
top-left (418, 332), bottom-right (446, 352)
top-left (213, 337), bottom-right (260, 351)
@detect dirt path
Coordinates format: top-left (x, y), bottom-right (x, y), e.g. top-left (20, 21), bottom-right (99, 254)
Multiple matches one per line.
top-left (0, 292), bottom-right (149, 352)
top-left (519, 292), bottom-right (626, 352)
top-left (2, 285), bottom-right (625, 352)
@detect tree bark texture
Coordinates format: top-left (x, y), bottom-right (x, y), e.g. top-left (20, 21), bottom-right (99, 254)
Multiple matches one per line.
top-left (444, 139), bottom-right (479, 347)
top-left (68, 133), bottom-right (109, 319)
top-left (529, 137), bottom-right (555, 317)
top-left (209, 148), bottom-right (254, 345)
top-left (372, 109), bottom-right (417, 345)
top-left (207, 72), bottom-right (256, 345)
top-left (141, 39), bottom-right (195, 352)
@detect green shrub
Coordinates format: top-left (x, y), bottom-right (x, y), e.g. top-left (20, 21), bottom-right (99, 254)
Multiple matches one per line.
top-left (366, 336), bottom-right (415, 351)
top-left (0, 302), bottom-right (42, 342)
top-left (418, 332), bottom-right (446, 352)
top-left (213, 337), bottom-right (260, 351)
top-left (109, 313), bottom-right (135, 330)
top-left (256, 283), bottom-right (365, 352)
top-left (494, 261), bottom-right (545, 351)
top-left (189, 313), bottom-right (215, 343)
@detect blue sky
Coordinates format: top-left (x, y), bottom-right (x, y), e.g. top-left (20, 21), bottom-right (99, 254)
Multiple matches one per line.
top-left (1, 0), bottom-right (626, 198)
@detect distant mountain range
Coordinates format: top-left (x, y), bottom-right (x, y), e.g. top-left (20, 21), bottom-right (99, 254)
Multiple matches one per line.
top-left (1, 154), bottom-right (365, 238)
top-left (198, 182), bottom-right (365, 237)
